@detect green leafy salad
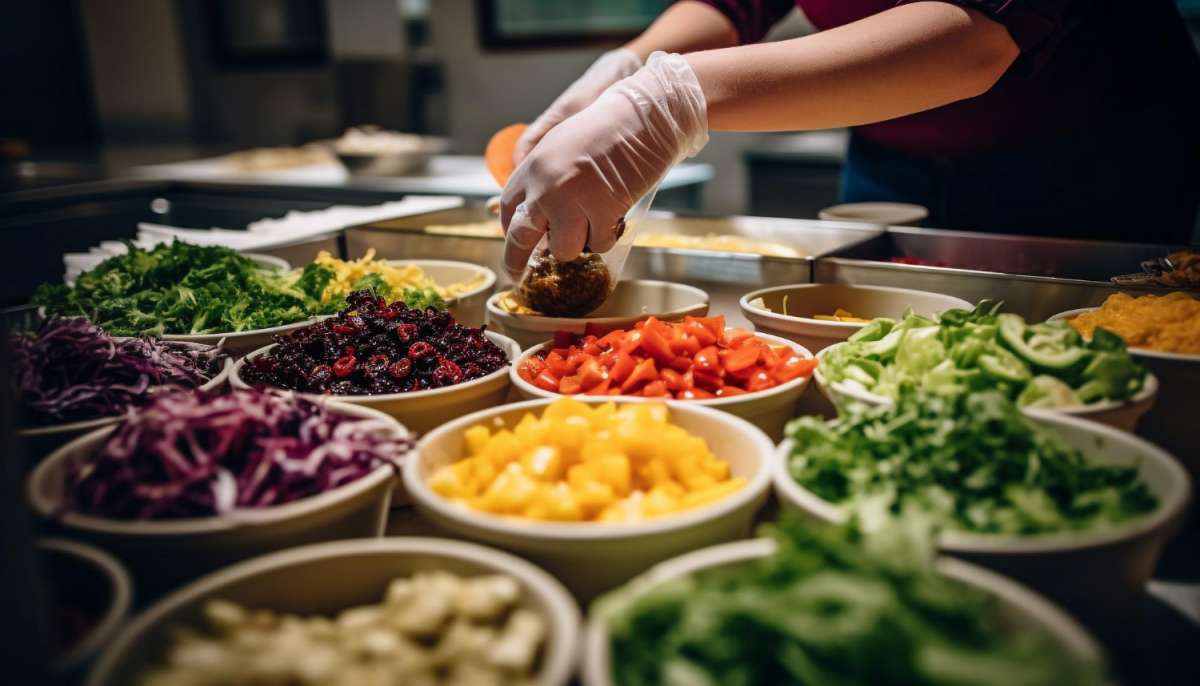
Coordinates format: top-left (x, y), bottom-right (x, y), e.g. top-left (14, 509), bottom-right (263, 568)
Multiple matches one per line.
top-left (786, 390), bottom-right (1157, 535)
top-left (32, 242), bottom-right (444, 336)
top-left (596, 517), bottom-right (1101, 686)
top-left (820, 301), bottom-right (1146, 408)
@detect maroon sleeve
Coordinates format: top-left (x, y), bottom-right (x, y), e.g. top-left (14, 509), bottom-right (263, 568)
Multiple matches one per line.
top-left (894, 1), bottom-right (1073, 67)
top-left (685, 0), bottom-right (798, 45)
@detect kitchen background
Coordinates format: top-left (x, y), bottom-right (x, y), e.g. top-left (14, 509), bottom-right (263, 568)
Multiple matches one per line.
top-left (3, 0), bottom-right (1200, 216)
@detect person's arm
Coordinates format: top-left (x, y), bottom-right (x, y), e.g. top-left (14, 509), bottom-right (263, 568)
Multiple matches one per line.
top-left (502, 2), bottom-right (1023, 276)
top-left (691, 1), bottom-right (1019, 131)
top-left (513, 1), bottom-right (747, 165)
top-left (623, 1), bottom-right (742, 60)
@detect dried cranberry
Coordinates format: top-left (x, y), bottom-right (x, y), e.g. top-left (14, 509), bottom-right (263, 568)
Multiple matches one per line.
top-left (310, 364), bottom-right (333, 385)
top-left (395, 323), bottom-right (418, 342)
top-left (432, 358), bottom-right (464, 386)
top-left (367, 353), bottom-right (390, 368)
top-left (388, 358), bottom-right (413, 380)
top-left (332, 322), bottom-right (358, 335)
top-left (407, 341), bottom-right (435, 361)
top-left (333, 355), bottom-right (357, 377)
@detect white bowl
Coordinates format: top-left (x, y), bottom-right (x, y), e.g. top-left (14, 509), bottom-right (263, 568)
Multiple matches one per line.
top-left (28, 400), bottom-right (409, 597)
top-left (739, 283), bottom-right (972, 353)
top-left (161, 317), bottom-right (324, 357)
top-left (772, 411), bottom-right (1191, 643)
top-left (486, 279), bottom-right (710, 350)
top-left (18, 346), bottom-right (233, 464)
top-left (404, 397), bottom-right (775, 601)
top-left (387, 259), bottom-right (496, 327)
top-left (581, 537), bottom-right (1104, 686)
top-left (510, 331), bottom-right (814, 441)
top-left (231, 330), bottom-right (520, 437)
top-left (39, 538), bottom-right (133, 678)
top-left (813, 341), bottom-right (1159, 432)
top-left (87, 537), bottom-right (579, 686)
top-left (818, 201), bottom-right (929, 225)
top-left (1051, 306), bottom-right (1200, 481)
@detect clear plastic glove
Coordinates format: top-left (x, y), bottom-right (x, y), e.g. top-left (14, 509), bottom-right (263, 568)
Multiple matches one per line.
top-left (512, 48), bottom-right (642, 167)
top-left (501, 52), bottom-right (709, 281)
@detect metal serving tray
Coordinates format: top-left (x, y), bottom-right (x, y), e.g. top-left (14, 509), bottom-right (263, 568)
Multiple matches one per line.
top-left (345, 208), bottom-right (881, 328)
top-left (816, 226), bottom-right (1193, 320)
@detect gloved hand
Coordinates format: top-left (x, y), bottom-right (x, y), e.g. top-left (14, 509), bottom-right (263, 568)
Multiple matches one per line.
top-left (512, 48), bottom-right (642, 167)
top-left (501, 52), bottom-right (709, 281)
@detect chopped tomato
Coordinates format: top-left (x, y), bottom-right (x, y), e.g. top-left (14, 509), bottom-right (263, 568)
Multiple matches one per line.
top-left (544, 351), bottom-right (572, 377)
top-left (584, 377), bottom-right (612, 395)
top-left (640, 327), bottom-right (675, 365)
top-left (559, 374), bottom-right (584, 395)
top-left (683, 320), bottom-right (717, 346)
top-left (725, 328), bottom-right (756, 348)
top-left (661, 368), bottom-right (686, 392)
top-left (578, 358), bottom-right (608, 390)
top-left (668, 356), bottom-right (692, 373)
top-left (641, 380), bottom-right (670, 397)
top-left (693, 369), bottom-right (724, 390)
top-left (745, 370), bottom-right (776, 392)
top-left (620, 358), bottom-right (658, 393)
top-left (691, 315), bottom-right (726, 339)
top-left (619, 330), bottom-right (644, 355)
top-left (596, 330), bottom-right (624, 350)
top-left (524, 316), bottom-right (801, 401)
top-left (694, 346), bottom-right (720, 372)
top-left (720, 345), bottom-right (759, 373)
top-left (669, 333), bottom-right (701, 357)
top-left (609, 351), bottom-right (636, 384)
top-left (775, 355), bottom-right (818, 382)
top-left (533, 370), bottom-right (560, 392)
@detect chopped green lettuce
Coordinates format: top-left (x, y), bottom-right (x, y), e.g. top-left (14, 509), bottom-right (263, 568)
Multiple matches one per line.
top-left (597, 516), bottom-right (1102, 686)
top-left (785, 389), bottom-right (1158, 535)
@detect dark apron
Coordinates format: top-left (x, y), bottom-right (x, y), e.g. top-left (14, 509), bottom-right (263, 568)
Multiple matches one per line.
top-left (841, 107), bottom-right (1200, 245)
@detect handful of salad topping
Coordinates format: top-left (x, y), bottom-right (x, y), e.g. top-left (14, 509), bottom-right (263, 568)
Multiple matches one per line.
top-left (820, 300), bottom-right (1147, 408)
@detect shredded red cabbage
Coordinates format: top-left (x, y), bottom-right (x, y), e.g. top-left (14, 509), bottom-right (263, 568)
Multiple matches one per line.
top-left (63, 388), bottom-right (413, 520)
top-left (12, 318), bottom-right (225, 427)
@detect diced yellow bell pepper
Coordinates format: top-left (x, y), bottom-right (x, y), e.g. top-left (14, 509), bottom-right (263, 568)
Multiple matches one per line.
top-left (434, 399), bottom-right (742, 523)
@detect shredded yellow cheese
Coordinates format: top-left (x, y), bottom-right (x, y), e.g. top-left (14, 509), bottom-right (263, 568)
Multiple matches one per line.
top-left (298, 249), bottom-right (487, 304)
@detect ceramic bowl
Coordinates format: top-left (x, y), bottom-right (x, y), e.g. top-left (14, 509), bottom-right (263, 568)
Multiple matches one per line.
top-left (231, 330), bottom-right (520, 437)
top-left (1051, 306), bottom-right (1200, 481)
top-left (581, 537), bottom-right (1104, 685)
top-left (39, 538), bottom-right (133, 678)
top-left (87, 537), bottom-right (579, 686)
top-left (18, 347), bottom-right (232, 465)
top-left (486, 279), bottom-right (709, 350)
top-left (739, 283), bottom-right (972, 353)
top-left (390, 259), bottom-right (496, 327)
top-left (510, 331), bottom-right (813, 441)
top-left (28, 401), bottom-right (408, 597)
top-left (813, 341), bottom-right (1159, 432)
top-left (405, 397), bottom-right (774, 601)
top-left (772, 411), bottom-right (1191, 644)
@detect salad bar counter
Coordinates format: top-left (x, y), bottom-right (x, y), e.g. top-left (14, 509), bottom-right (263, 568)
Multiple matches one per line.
top-left (3, 182), bottom-right (1199, 685)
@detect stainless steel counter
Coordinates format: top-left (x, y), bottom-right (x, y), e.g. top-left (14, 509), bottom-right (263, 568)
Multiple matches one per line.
top-left (345, 208), bottom-right (882, 328)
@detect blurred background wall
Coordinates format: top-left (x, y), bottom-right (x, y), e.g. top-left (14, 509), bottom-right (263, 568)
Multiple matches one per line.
top-left (4, 0), bottom-right (1199, 216)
